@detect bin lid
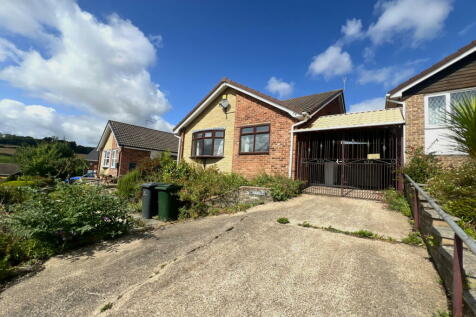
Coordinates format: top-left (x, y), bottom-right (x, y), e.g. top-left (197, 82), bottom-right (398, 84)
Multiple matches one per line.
top-left (141, 182), bottom-right (161, 188)
top-left (155, 183), bottom-right (181, 191)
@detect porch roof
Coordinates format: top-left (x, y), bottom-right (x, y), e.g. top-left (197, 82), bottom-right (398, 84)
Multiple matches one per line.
top-left (295, 108), bottom-right (404, 132)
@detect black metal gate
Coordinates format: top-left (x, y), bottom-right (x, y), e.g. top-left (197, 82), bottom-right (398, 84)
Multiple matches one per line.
top-left (295, 126), bottom-right (403, 200)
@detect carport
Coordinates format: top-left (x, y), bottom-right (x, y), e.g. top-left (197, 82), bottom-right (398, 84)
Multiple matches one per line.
top-left (294, 108), bottom-right (404, 200)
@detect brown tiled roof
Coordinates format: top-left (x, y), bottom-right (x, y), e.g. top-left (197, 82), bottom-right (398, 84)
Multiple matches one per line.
top-left (0, 163), bottom-right (20, 176)
top-left (109, 121), bottom-right (178, 153)
top-left (174, 77), bottom-right (342, 130)
top-left (281, 90), bottom-right (343, 114)
top-left (389, 40), bottom-right (476, 96)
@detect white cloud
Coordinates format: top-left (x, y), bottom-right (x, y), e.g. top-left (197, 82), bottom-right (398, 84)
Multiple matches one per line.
top-left (341, 19), bottom-right (364, 41)
top-left (459, 22), bottom-right (476, 36)
top-left (0, 99), bottom-right (104, 145)
top-left (308, 45), bottom-right (353, 79)
top-left (349, 97), bottom-right (385, 113)
top-left (357, 65), bottom-right (415, 87)
top-left (0, 0), bottom-right (172, 135)
top-left (265, 77), bottom-right (294, 98)
top-left (368, 0), bottom-right (453, 46)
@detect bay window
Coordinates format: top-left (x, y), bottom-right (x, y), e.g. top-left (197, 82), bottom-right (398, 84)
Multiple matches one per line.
top-left (240, 124), bottom-right (270, 154)
top-left (191, 130), bottom-right (224, 158)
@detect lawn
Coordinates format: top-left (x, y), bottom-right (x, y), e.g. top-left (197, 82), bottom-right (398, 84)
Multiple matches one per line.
top-left (0, 153), bottom-right (15, 163)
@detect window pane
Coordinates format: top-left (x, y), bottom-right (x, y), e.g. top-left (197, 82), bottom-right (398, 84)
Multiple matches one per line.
top-left (255, 133), bottom-right (269, 152)
top-left (213, 138), bottom-right (224, 156)
top-left (451, 89), bottom-right (476, 106)
top-left (242, 127), bottom-right (253, 134)
top-left (204, 132), bottom-right (212, 137)
top-left (203, 139), bottom-right (213, 155)
top-left (215, 131), bottom-right (224, 137)
top-left (240, 135), bottom-right (254, 152)
top-left (428, 95), bottom-right (446, 125)
top-left (195, 140), bottom-right (203, 156)
top-left (256, 125), bottom-right (269, 132)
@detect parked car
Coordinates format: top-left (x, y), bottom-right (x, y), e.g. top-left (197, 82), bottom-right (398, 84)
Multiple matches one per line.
top-left (66, 171), bottom-right (97, 183)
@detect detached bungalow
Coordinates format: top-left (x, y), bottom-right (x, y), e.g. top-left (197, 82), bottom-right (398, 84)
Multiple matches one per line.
top-left (97, 120), bottom-right (178, 178)
top-left (173, 78), bottom-right (345, 178)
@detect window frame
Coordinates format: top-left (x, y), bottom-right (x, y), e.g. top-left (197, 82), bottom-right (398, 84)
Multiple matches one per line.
top-left (239, 123), bottom-right (270, 155)
top-left (190, 129), bottom-right (225, 158)
top-left (424, 87), bottom-right (476, 129)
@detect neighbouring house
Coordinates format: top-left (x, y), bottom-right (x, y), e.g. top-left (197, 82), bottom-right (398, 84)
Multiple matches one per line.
top-left (386, 40), bottom-right (475, 166)
top-left (97, 120), bottom-right (179, 178)
top-left (0, 163), bottom-right (21, 179)
top-left (85, 149), bottom-right (99, 174)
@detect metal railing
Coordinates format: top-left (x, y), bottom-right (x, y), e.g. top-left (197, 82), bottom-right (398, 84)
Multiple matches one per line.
top-left (404, 174), bottom-right (476, 317)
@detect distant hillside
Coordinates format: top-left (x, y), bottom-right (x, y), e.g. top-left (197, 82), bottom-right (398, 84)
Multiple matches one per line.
top-left (0, 134), bottom-right (94, 154)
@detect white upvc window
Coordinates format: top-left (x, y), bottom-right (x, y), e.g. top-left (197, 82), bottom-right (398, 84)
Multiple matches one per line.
top-left (111, 150), bottom-right (118, 168)
top-left (425, 87), bottom-right (476, 128)
top-left (424, 87), bottom-right (476, 154)
top-left (102, 150), bottom-right (111, 168)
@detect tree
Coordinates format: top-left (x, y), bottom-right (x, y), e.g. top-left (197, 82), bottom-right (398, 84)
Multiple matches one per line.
top-left (14, 141), bottom-right (87, 179)
top-left (446, 96), bottom-right (476, 159)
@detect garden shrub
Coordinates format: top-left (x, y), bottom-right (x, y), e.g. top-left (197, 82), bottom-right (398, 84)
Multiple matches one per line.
top-left (427, 160), bottom-right (476, 237)
top-left (117, 169), bottom-right (142, 199)
top-left (383, 189), bottom-right (412, 217)
top-left (403, 147), bottom-right (441, 183)
top-left (0, 186), bottom-right (33, 208)
top-left (251, 174), bottom-right (302, 201)
top-left (6, 183), bottom-right (133, 253)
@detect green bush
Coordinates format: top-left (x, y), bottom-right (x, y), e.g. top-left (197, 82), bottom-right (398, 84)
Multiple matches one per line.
top-left (177, 166), bottom-right (248, 218)
top-left (383, 189), bottom-right (412, 217)
top-left (0, 186), bottom-right (33, 207)
top-left (117, 169), bottom-right (142, 199)
top-left (251, 174), bottom-right (302, 201)
top-left (6, 183), bottom-right (133, 253)
top-left (427, 160), bottom-right (476, 237)
top-left (403, 147), bottom-right (441, 183)
top-left (0, 180), bottom-right (36, 187)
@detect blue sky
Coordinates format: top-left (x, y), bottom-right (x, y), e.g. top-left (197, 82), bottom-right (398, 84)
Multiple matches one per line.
top-left (0, 0), bottom-right (475, 145)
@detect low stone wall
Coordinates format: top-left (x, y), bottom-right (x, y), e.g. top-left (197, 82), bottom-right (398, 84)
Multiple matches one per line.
top-left (209, 186), bottom-right (273, 208)
top-left (411, 191), bottom-right (476, 316)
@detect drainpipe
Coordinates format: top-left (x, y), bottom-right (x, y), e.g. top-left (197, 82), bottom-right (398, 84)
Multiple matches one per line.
top-left (176, 133), bottom-right (182, 163)
top-left (288, 112), bottom-right (310, 178)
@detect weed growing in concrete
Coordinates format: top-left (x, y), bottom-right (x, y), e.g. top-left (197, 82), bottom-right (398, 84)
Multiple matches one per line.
top-left (401, 232), bottom-right (423, 246)
top-left (383, 189), bottom-right (412, 217)
top-left (277, 217), bottom-right (290, 224)
top-left (432, 311), bottom-right (450, 317)
top-left (100, 303), bottom-right (113, 313)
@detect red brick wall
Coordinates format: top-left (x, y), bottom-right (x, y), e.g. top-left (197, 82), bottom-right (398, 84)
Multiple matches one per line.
top-left (118, 148), bottom-right (150, 176)
top-left (232, 92), bottom-right (297, 178)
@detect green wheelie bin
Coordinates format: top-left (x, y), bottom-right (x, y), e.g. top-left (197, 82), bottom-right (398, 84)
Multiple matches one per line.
top-left (141, 182), bottom-right (160, 219)
top-left (156, 183), bottom-right (181, 221)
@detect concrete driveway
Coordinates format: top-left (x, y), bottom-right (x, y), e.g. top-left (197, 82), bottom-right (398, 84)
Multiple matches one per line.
top-left (0, 195), bottom-right (447, 316)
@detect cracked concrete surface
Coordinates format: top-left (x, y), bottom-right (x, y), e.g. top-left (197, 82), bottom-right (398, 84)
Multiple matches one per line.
top-left (0, 195), bottom-right (447, 316)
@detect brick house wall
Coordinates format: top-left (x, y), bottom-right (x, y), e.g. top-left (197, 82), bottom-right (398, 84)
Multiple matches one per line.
top-left (232, 92), bottom-right (297, 178)
top-left (118, 148), bottom-right (150, 176)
